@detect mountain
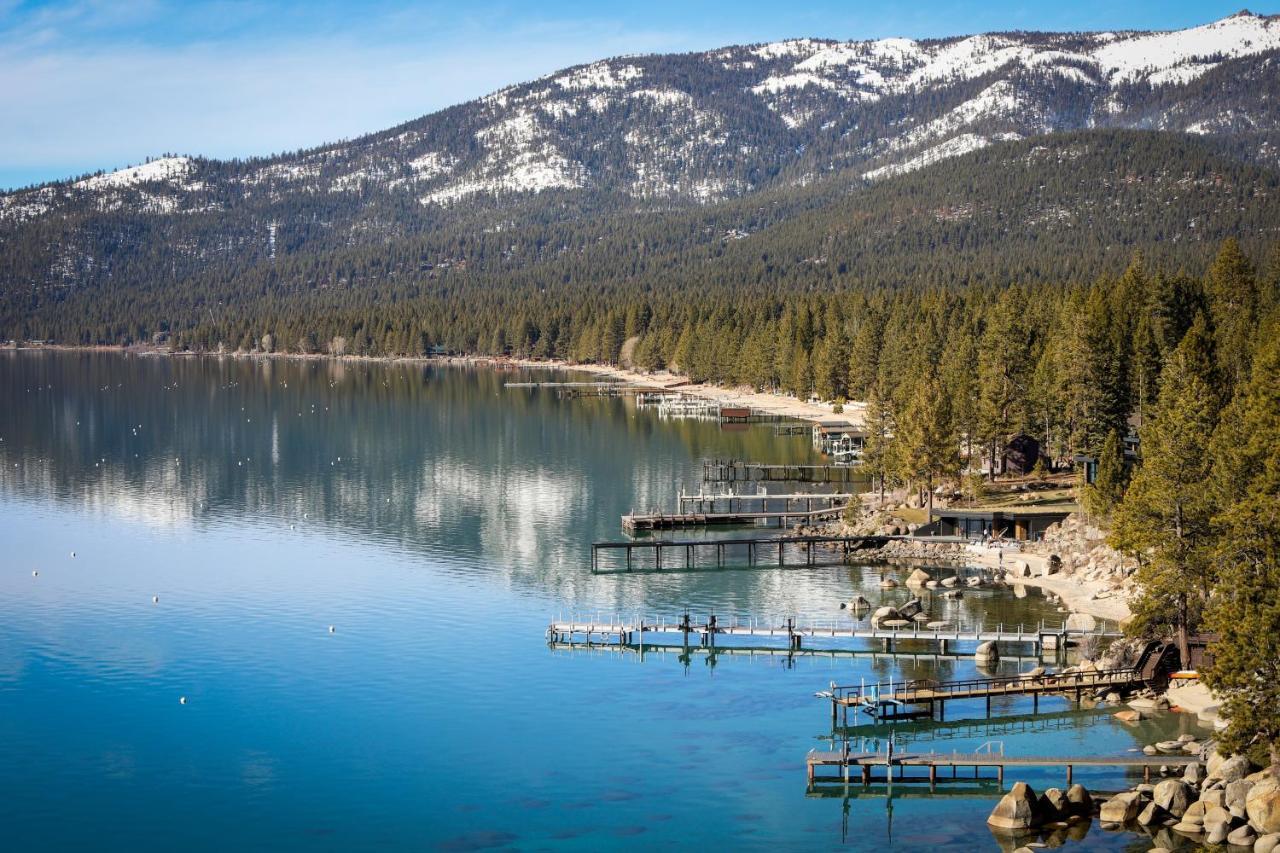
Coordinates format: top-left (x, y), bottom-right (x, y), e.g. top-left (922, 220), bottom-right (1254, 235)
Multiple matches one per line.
top-left (3, 12), bottom-right (1280, 345)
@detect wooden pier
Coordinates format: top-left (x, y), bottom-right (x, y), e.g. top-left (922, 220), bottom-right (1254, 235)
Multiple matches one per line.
top-left (703, 460), bottom-right (863, 483)
top-left (621, 503), bottom-right (849, 533)
top-left (806, 747), bottom-right (1197, 788)
top-left (548, 615), bottom-right (1117, 657)
top-left (590, 533), bottom-right (897, 572)
top-left (677, 491), bottom-right (856, 514)
top-left (824, 668), bottom-right (1141, 727)
top-left (547, 639), bottom-right (1048, 664)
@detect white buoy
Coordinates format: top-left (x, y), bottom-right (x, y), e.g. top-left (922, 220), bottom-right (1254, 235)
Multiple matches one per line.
top-left (70, 551), bottom-right (75, 558)
top-left (152, 596), bottom-right (159, 604)
top-left (328, 626), bottom-right (335, 634)
top-left (179, 696), bottom-right (187, 705)
top-left (32, 570), bottom-right (38, 577)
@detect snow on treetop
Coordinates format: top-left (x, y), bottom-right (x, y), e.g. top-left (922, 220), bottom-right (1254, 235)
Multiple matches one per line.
top-left (76, 157), bottom-right (193, 190)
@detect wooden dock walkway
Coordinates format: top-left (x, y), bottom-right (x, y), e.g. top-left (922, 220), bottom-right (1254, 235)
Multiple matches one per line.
top-left (547, 639), bottom-right (1048, 664)
top-left (621, 503), bottom-right (849, 533)
top-left (548, 615), bottom-right (1117, 657)
top-left (677, 491), bottom-right (857, 514)
top-left (590, 533), bottom-right (906, 572)
top-left (704, 460), bottom-right (863, 483)
top-left (824, 668), bottom-right (1141, 726)
top-left (807, 747), bottom-right (1197, 787)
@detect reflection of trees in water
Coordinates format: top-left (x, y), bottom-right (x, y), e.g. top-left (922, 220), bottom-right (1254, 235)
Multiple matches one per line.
top-left (0, 352), bottom-right (825, 598)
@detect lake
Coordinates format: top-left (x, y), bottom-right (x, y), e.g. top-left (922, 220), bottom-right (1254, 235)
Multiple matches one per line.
top-left (0, 350), bottom-right (1199, 851)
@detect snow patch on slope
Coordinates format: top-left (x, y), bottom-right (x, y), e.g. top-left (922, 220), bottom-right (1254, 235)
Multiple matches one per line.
top-left (76, 157), bottom-right (193, 190)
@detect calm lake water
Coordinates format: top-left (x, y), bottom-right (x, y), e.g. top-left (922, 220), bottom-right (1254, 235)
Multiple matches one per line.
top-left (0, 351), bottom-right (1199, 851)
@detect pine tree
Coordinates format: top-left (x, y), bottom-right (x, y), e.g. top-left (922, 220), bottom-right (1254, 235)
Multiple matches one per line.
top-left (862, 381), bottom-right (896, 507)
top-left (1203, 325), bottom-right (1280, 777)
top-left (977, 290), bottom-right (1031, 478)
top-left (1206, 238), bottom-right (1259, 398)
top-left (1082, 428), bottom-right (1127, 518)
top-left (894, 374), bottom-right (957, 520)
top-left (1110, 316), bottom-right (1220, 660)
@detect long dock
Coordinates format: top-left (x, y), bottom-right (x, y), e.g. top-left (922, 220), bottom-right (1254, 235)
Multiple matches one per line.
top-left (703, 461), bottom-right (863, 483)
top-left (548, 639), bottom-right (1048, 665)
top-left (548, 615), bottom-right (1117, 657)
top-left (824, 669), bottom-right (1141, 726)
top-left (621, 503), bottom-right (849, 533)
top-left (677, 491), bottom-right (856, 513)
top-left (806, 748), bottom-right (1197, 787)
top-left (589, 533), bottom-right (903, 572)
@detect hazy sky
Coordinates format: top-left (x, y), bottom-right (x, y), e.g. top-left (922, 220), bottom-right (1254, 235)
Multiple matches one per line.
top-left (0, 0), bottom-right (1266, 189)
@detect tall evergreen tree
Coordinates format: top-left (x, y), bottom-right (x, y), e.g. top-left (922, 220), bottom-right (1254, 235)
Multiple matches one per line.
top-left (1110, 314), bottom-right (1220, 660)
top-left (894, 375), bottom-right (957, 520)
top-left (1204, 326), bottom-right (1280, 777)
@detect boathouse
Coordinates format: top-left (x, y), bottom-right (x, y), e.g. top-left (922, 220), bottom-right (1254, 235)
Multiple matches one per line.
top-left (925, 507), bottom-right (1070, 542)
top-left (811, 420), bottom-right (865, 458)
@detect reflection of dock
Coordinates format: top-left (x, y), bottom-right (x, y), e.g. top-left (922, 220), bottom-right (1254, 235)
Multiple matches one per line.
top-left (806, 748), bottom-right (1196, 787)
top-left (677, 491), bottom-right (856, 513)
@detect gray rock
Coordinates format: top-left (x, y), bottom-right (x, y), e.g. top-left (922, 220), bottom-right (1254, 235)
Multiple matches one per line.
top-left (1229, 824), bottom-right (1258, 846)
top-left (1184, 762), bottom-right (1205, 785)
top-left (1201, 789), bottom-right (1227, 810)
top-left (1255, 832), bottom-right (1280, 853)
top-left (1227, 779), bottom-right (1256, 818)
top-left (1182, 800), bottom-right (1207, 825)
top-left (1100, 791), bottom-right (1143, 824)
top-left (975, 640), bottom-right (1000, 664)
top-left (1213, 754), bottom-right (1253, 784)
top-left (1039, 787), bottom-right (1069, 820)
top-left (988, 781), bottom-right (1043, 831)
top-left (1137, 800), bottom-right (1166, 826)
top-left (1205, 820), bottom-right (1230, 844)
top-left (1248, 778), bottom-right (1280, 835)
top-left (1066, 783), bottom-right (1093, 816)
top-left (1153, 778), bottom-right (1193, 818)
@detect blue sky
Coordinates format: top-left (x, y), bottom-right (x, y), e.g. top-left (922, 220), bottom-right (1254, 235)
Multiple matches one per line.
top-left (0, 0), bottom-right (1267, 189)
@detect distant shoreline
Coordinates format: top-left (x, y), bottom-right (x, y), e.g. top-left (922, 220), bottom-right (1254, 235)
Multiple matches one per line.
top-left (11, 343), bottom-right (862, 429)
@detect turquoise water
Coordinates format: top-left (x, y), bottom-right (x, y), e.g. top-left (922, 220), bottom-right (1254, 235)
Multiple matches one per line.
top-left (0, 351), bottom-right (1200, 851)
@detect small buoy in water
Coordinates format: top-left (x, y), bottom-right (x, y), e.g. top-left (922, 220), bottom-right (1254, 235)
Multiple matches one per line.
top-left (179, 696), bottom-right (187, 705)
top-left (70, 551), bottom-right (75, 558)
top-left (328, 625), bottom-right (335, 634)
top-left (290, 524), bottom-right (295, 530)
top-left (152, 595), bottom-right (159, 604)
top-left (32, 570), bottom-right (38, 577)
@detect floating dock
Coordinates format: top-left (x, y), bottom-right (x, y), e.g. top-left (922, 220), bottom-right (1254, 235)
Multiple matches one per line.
top-left (676, 491), bottom-right (856, 513)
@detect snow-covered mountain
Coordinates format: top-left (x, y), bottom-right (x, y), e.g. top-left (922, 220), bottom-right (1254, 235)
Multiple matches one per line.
top-left (3, 8), bottom-right (1280, 313)
top-left (4, 11), bottom-right (1280, 224)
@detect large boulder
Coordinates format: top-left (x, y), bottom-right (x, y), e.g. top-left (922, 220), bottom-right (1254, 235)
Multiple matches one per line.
top-left (1248, 778), bottom-right (1280, 835)
top-left (1099, 791), bottom-right (1143, 824)
top-left (1226, 779), bottom-right (1255, 819)
top-left (905, 568), bottom-right (931, 587)
top-left (870, 606), bottom-right (899, 628)
top-left (1153, 779), bottom-right (1193, 818)
top-left (1065, 612), bottom-right (1097, 632)
top-left (988, 781), bottom-right (1043, 831)
top-left (1137, 800), bottom-right (1167, 826)
top-left (1184, 762), bottom-right (1206, 786)
top-left (1066, 783), bottom-right (1093, 816)
top-left (1211, 754), bottom-right (1253, 784)
top-left (1256, 832), bottom-right (1280, 853)
top-left (1229, 825), bottom-right (1259, 847)
top-left (1038, 787), bottom-right (1069, 820)
top-left (974, 640), bottom-right (1000, 664)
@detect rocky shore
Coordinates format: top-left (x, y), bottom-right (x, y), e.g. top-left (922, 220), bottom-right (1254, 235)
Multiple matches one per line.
top-left (992, 746), bottom-right (1280, 851)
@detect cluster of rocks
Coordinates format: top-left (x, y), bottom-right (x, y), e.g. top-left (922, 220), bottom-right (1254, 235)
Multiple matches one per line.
top-left (987, 781), bottom-right (1096, 844)
top-left (1029, 513), bottom-right (1138, 594)
top-left (993, 749), bottom-right (1280, 851)
top-left (863, 539), bottom-right (969, 562)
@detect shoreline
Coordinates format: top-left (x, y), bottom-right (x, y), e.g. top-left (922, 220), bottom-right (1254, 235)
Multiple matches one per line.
top-left (17, 344), bottom-right (861, 429)
top-left (19, 343), bottom-right (1128, 624)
